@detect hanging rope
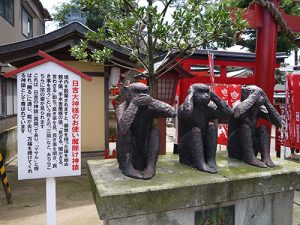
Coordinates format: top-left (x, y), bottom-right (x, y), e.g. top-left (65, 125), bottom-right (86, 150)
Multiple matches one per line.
top-left (252, 0), bottom-right (296, 41)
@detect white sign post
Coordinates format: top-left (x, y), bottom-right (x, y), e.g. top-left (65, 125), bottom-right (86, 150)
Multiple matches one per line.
top-left (5, 51), bottom-right (91, 225)
top-left (47, 177), bottom-right (56, 225)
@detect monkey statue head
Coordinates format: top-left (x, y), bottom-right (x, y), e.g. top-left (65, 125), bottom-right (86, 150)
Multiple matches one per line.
top-left (188, 84), bottom-right (211, 105)
top-left (125, 83), bottom-right (150, 103)
top-left (241, 85), bottom-right (265, 106)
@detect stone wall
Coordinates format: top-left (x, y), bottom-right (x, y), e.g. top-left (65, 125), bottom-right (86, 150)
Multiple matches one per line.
top-left (102, 191), bottom-right (294, 225)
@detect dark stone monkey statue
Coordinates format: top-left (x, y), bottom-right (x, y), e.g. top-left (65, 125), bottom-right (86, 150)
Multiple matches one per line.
top-left (115, 83), bottom-right (176, 179)
top-left (227, 85), bottom-right (282, 168)
top-left (178, 84), bottom-right (232, 173)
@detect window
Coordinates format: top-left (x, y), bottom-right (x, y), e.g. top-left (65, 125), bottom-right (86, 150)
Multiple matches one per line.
top-left (0, 0), bottom-right (14, 25)
top-left (0, 77), bottom-right (17, 117)
top-left (226, 66), bottom-right (253, 78)
top-left (22, 7), bottom-right (33, 38)
top-left (190, 65), bottom-right (221, 77)
top-left (157, 78), bottom-right (176, 104)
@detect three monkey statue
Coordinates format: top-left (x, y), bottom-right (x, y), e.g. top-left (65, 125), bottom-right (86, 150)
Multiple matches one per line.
top-left (115, 83), bottom-right (281, 179)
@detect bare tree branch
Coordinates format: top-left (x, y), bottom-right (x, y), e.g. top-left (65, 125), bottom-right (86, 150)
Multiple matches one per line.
top-left (122, 0), bottom-right (149, 25)
top-left (135, 50), bottom-right (150, 71)
top-left (122, 0), bottom-right (135, 11)
top-left (154, 0), bottom-right (174, 47)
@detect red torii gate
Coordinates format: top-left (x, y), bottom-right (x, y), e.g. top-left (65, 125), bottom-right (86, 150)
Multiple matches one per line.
top-left (177, 1), bottom-right (300, 104)
top-left (245, 0), bottom-right (300, 101)
top-left (172, 1), bottom-right (300, 153)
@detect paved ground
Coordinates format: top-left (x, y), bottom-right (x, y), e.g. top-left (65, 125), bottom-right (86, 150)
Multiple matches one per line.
top-left (295, 191), bottom-right (300, 225)
top-left (0, 161), bottom-right (102, 225)
top-left (0, 127), bottom-right (299, 225)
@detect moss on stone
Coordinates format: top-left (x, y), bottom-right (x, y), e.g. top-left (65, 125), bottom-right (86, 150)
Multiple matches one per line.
top-left (88, 152), bottom-right (300, 220)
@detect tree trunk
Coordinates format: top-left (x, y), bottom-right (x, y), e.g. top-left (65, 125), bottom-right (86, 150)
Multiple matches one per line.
top-left (147, 0), bottom-right (156, 98)
top-left (149, 73), bottom-right (156, 97)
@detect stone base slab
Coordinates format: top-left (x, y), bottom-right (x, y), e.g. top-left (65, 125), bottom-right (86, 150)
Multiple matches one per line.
top-left (88, 152), bottom-right (300, 225)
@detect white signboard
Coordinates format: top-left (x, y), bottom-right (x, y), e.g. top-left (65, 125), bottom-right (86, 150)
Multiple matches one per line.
top-left (17, 61), bottom-right (81, 180)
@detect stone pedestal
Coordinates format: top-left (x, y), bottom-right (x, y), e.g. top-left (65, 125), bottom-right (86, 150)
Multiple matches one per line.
top-left (88, 152), bottom-right (300, 225)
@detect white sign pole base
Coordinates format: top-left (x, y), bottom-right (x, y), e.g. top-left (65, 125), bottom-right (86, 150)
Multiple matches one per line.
top-left (46, 177), bottom-right (56, 225)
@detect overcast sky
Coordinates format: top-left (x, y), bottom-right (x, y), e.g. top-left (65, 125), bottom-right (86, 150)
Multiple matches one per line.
top-left (39, 0), bottom-right (295, 66)
top-left (40, 0), bottom-right (70, 33)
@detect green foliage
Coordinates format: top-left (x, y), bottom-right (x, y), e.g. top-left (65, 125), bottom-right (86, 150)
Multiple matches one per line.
top-left (275, 69), bottom-right (286, 84)
top-left (238, 0), bottom-right (300, 15)
top-left (279, 0), bottom-right (300, 15)
top-left (275, 63), bottom-right (290, 84)
top-left (52, 0), bottom-right (109, 30)
top-left (236, 0), bottom-right (300, 54)
top-left (67, 0), bottom-right (246, 94)
top-left (70, 40), bottom-right (89, 60)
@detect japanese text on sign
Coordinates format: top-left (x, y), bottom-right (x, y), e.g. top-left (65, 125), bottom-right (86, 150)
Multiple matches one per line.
top-left (18, 61), bottom-right (81, 179)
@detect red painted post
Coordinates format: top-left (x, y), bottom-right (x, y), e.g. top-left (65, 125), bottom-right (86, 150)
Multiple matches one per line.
top-left (157, 118), bottom-right (167, 155)
top-left (275, 104), bottom-right (282, 158)
top-left (254, 0), bottom-right (279, 101)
